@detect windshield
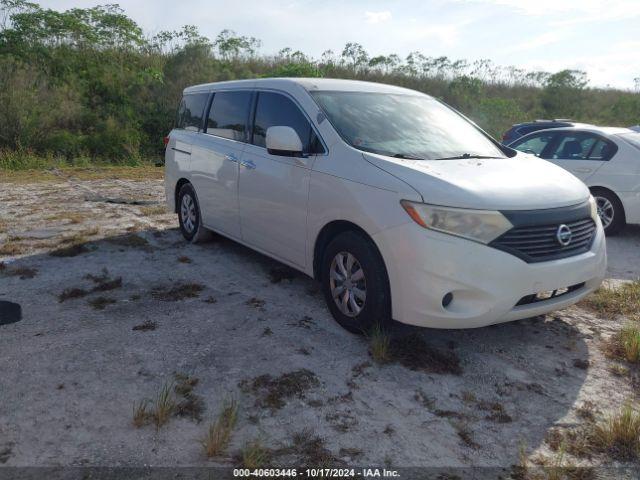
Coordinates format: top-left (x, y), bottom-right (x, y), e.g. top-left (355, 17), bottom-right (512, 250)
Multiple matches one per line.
top-left (310, 91), bottom-right (506, 160)
top-left (619, 132), bottom-right (640, 151)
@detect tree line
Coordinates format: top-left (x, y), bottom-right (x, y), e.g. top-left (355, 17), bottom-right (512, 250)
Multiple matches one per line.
top-left (0, 0), bottom-right (639, 169)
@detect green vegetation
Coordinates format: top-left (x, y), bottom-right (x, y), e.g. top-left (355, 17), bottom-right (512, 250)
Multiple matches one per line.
top-left (1, 1), bottom-right (639, 170)
top-left (202, 397), bottom-right (239, 458)
top-left (583, 281), bottom-right (640, 321)
top-left (605, 322), bottom-right (640, 364)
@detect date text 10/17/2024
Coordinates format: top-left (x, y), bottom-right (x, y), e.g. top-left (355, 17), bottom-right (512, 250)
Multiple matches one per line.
top-left (233, 468), bottom-right (400, 478)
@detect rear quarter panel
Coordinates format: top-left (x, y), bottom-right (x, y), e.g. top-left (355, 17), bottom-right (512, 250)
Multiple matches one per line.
top-left (585, 142), bottom-right (640, 224)
top-left (164, 129), bottom-right (194, 212)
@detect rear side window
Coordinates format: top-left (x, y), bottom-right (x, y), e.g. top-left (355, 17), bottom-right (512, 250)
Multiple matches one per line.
top-left (206, 91), bottom-right (252, 141)
top-left (588, 139), bottom-right (615, 160)
top-left (511, 132), bottom-right (557, 157)
top-left (252, 92), bottom-right (325, 154)
top-left (176, 93), bottom-right (209, 132)
top-left (548, 133), bottom-right (611, 160)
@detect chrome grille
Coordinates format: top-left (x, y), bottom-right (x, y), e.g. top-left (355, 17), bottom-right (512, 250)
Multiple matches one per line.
top-left (491, 217), bottom-right (596, 263)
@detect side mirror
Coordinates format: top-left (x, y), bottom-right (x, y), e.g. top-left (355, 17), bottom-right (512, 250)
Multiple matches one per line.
top-left (266, 126), bottom-right (303, 156)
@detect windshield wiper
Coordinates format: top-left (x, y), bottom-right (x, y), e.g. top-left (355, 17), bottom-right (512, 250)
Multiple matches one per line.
top-left (392, 153), bottom-right (424, 160)
top-left (435, 153), bottom-right (501, 160)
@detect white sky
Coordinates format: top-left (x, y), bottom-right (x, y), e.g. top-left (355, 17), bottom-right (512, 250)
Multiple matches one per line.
top-left (37, 0), bottom-right (640, 89)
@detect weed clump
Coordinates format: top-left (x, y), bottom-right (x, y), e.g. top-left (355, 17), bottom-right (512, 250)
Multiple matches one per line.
top-left (239, 369), bottom-right (319, 410)
top-left (202, 397), bottom-right (238, 457)
top-left (151, 283), bottom-right (204, 301)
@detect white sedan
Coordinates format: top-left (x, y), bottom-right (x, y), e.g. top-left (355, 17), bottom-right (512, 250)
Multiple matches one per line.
top-left (509, 126), bottom-right (640, 235)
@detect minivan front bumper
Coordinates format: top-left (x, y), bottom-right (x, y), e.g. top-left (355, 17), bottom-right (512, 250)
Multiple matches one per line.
top-left (373, 221), bottom-right (606, 329)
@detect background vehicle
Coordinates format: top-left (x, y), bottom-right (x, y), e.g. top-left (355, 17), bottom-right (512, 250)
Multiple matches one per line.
top-left (508, 126), bottom-right (640, 235)
top-left (165, 78), bottom-right (605, 333)
top-left (502, 119), bottom-right (586, 145)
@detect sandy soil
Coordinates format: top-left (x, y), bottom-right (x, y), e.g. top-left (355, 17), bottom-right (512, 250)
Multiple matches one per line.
top-left (0, 171), bottom-right (638, 474)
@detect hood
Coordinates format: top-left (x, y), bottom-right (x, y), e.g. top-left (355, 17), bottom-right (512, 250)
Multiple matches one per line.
top-left (364, 152), bottom-right (590, 210)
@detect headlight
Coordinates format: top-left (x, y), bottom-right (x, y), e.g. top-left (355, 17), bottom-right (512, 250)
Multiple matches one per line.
top-left (400, 200), bottom-right (513, 244)
top-left (588, 195), bottom-right (599, 223)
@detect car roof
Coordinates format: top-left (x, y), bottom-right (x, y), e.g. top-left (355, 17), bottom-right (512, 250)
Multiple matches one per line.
top-left (183, 77), bottom-right (428, 97)
top-left (511, 120), bottom-right (574, 128)
top-left (531, 126), bottom-right (633, 136)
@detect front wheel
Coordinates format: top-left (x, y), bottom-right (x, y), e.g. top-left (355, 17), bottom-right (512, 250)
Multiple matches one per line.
top-left (593, 190), bottom-right (625, 236)
top-left (177, 183), bottom-right (212, 243)
top-left (321, 231), bottom-right (391, 334)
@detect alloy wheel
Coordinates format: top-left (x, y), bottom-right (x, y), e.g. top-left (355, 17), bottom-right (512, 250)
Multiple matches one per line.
top-left (595, 196), bottom-right (614, 229)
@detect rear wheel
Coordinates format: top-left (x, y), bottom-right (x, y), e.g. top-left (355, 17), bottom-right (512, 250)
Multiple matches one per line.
top-left (177, 183), bottom-right (212, 243)
top-left (592, 189), bottom-right (625, 236)
top-left (321, 231), bottom-right (391, 334)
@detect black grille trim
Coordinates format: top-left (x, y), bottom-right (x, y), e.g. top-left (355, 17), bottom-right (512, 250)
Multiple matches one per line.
top-left (516, 282), bottom-right (585, 306)
top-left (490, 202), bottom-right (596, 263)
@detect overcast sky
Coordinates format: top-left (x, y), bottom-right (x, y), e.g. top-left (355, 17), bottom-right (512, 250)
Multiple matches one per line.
top-left (37, 0), bottom-right (640, 89)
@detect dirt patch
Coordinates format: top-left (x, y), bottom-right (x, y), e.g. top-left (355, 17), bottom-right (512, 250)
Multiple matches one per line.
top-left (273, 429), bottom-right (344, 467)
top-left (58, 287), bottom-right (89, 302)
top-left (455, 422), bottom-right (480, 449)
top-left (139, 205), bottom-right (167, 216)
top-left (85, 270), bottom-right (123, 292)
top-left (0, 263), bottom-right (38, 279)
top-left (477, 400), bottom-right (513, 423)
top-left (240, 369), bottom-right (320, 410)
top-left (132, 320), bottom-right (157, 332)
top-left (49, 243), bottom-right (90, 257)
top-left (245, 297), bottom-right (266, 309)
top-left (106, 234), bottom-right (150, 249)
top-left (414, 389), bottom-right (436, 409)
top-left (325, 410), bottom-right (358, 432)
top-left (0, 240), bottom-right (29, 256)
top-left (386, 333), bottom-right (462, 375)
top-left (268, 265), bottom-right (298, 283)
top-left (287, 315), bottom-right (315, 329)
top-left (151, 283), bottom-right (204, 301)
top-left (58, 270), bottom-right (122, 302)
top-left (88, 297), bottom-right (116, 310)
top-left (0, 444), bottom-right (13, 464)
top-left (173, 374), bottom-right (205, 422)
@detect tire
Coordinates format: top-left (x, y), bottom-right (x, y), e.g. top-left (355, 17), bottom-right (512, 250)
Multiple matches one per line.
top-left (177, 183), bottom-right (212, 243)
top-left (592, 189), bottom-right (625, 236)
top-left (321, 231), bottom-right (391, 334)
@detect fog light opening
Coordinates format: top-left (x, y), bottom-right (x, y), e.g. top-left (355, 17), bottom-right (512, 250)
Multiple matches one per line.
top-left (442, 292), bottom-right (453, 308)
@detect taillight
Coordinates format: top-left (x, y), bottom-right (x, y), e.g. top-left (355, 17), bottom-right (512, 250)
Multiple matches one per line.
top-left (163, 136), bottom-right (170, 147)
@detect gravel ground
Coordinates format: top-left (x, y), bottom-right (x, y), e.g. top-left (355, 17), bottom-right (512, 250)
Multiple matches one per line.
top-left (0, 172), bottom-right (638, 474)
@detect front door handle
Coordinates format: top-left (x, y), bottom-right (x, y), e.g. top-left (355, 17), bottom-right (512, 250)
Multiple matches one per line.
top-left (573, 167), bottom-right (592, 173)
top-left (240, 160), bottom-right (256, 170)
top-left (224, 154), bottom-right (238, 163)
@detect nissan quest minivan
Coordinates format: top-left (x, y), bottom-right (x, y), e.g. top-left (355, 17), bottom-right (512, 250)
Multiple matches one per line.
top-left (164, 78), bottom-right (606, 333)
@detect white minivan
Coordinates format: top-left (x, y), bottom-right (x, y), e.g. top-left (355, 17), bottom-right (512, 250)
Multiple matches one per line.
top-left (164, 78), bottom-right (606, 333)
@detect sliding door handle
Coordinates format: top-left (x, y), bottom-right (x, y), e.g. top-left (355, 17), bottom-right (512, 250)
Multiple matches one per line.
top-left (224, 154), bottom-right (238, 163)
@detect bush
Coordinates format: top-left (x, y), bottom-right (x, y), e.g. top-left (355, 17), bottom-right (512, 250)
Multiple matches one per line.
top-left (0, 1), bottom-right (638, 169)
